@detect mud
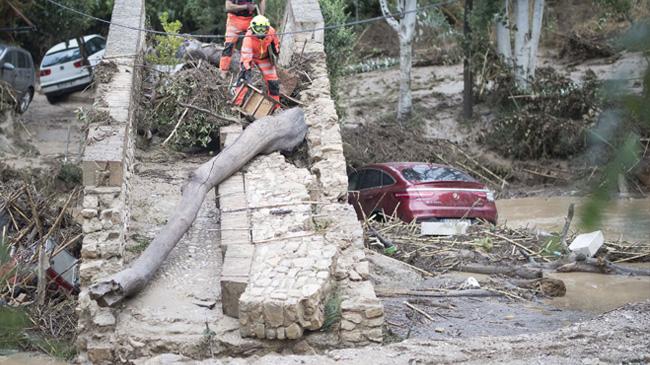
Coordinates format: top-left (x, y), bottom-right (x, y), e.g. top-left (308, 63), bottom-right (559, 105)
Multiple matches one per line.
top-left (2, 91), bottom-right (90, 170)
top-left (0, 352), bottom-right (67, 365)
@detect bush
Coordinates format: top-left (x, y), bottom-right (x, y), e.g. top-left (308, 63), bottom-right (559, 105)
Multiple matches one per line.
top-left (146, 12), bottom-right (184, 65)
top-left (320, 0), bottom-right (356, 82)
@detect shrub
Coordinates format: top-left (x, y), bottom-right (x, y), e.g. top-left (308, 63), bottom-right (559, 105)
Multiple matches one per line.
top-left (147, 12), bottom-right (184, 65)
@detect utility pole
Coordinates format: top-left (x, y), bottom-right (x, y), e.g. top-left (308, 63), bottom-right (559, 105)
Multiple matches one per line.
top-left (463, 0), bottom-right (473, 120)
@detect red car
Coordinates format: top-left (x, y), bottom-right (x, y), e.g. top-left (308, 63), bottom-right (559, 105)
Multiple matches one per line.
top-left (347, 162), bottom-right (498, 224)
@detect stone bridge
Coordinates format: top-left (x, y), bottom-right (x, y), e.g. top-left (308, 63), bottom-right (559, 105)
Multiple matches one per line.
top-left (75, 0), bottom-right (383, 363)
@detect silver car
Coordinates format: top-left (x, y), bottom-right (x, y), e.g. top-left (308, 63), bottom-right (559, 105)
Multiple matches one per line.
top-left (0, 43), bottom-right (35, 113)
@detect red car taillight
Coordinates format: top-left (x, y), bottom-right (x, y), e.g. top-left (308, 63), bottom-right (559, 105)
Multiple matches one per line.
top-left (73, 60), bottom-right (84, 68)
top-left (394, 190), bottom-right (434, 199)
top-left (39, 69), bottom-right (51, 76)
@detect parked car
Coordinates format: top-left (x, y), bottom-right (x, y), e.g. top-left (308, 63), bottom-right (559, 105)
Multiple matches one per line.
top-left (347, 162), bottom-right (498, 224)
top-left (0, 43), bottom-right (36, 113)
top-left (39, 34), bottom-right (106, 103)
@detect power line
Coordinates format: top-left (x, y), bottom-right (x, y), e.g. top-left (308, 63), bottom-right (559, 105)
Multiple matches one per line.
top-left (41, 0), bottom-right (460, 40)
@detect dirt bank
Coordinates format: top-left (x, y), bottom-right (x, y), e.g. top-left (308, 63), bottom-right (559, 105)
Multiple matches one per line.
top-left (140, 300), bottom-right (650, 364)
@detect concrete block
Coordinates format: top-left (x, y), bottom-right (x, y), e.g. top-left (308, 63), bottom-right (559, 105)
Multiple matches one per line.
top-left (421, 221), bottom-right (470, 236)
top-left (569, 231), bottom-right (604, 258)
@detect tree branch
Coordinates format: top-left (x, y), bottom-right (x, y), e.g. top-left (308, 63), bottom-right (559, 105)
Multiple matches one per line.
top-left (379, 0), bottom-right (400, 33)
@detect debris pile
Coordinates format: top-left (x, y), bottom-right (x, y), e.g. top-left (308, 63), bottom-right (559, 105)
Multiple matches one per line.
top-left (141, 61), bottom-right (238, 150)
top-left (365, 217), bottom-right (650, 299)
top-left (481, 68), bottom-right (601, 159)
top-left (342, 123), bottom-right (510, 189)
top-left (0, 80), bottom-right (17, 114)
top-left (0, 164), bottom-right (82, 353)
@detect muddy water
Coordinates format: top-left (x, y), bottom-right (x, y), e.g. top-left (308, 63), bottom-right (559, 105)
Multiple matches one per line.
top-left (498, 197), bottom-right (650, 312)
top-left (497, 197), bottom-right (650, 243)
top-left (547, 268), bottom-right (650, 313)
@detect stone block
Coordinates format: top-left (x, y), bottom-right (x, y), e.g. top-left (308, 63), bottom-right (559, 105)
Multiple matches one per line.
top-left (286, 323), bottom-right (303, 339)
top-left (421, 221), bottom-right (470, 236)
top-left (221, 275), bottom-right (248, 318)
top-left (87, 342), bottom-right (114, 363)
top-left (569, 231), bottom-right (604, 258)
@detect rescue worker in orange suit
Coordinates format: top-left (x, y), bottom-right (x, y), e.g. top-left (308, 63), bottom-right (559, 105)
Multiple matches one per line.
top-left (219, 0), bottom-right (266, 77)
top-left (235, 15), bottom-right (281, 104)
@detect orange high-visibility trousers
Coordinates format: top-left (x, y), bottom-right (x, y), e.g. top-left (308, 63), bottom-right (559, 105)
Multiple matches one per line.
top-left (219, 14), bottom-right (253, 72)
top-left (234, 58), bottom-right (280, 106)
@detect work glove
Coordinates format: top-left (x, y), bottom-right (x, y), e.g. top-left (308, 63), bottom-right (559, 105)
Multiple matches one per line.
top-left (238, 68), bottom-right (252, 85)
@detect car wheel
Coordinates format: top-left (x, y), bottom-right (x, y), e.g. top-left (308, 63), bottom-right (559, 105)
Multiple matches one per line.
top-left (17, 88), bottom-right (33, 114)
top-left (45, 94), bottom-right (61, 104)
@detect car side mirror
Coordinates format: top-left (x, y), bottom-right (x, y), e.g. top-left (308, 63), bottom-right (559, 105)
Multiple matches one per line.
top-left (2, 62), bottom-right (15, 71)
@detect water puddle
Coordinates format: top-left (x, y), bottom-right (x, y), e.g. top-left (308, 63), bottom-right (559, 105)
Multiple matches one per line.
top-left (498, 197), bottom-right (650, 312)
top-left (546, 269), bottom-right (650, 313)
top-left (497, 197), bottom-right (650, 243)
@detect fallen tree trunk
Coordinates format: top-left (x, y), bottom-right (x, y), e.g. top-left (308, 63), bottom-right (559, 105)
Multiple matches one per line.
top-left (89, 108), bottom-right (308, 307)
top-left (556, 258), bottom-right (650, 276)
top-left (456, 263), bottom-right (543, 279)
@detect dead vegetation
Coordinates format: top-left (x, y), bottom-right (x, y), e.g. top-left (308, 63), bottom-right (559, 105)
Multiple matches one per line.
top-left (0, 163), bottom-right (82, 358)
top-left (140, 61), bottom-right (239, 150)
top-left (365, 216), bottom-right (650, 301)
top-left (480, 68), bottom-right (602, 160)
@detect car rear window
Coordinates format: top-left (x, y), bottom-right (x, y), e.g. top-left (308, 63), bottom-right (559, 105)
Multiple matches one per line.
top-left (401, 165), bottom-right (475, 183)
top-left (42, 48), bottom-right (81, 68)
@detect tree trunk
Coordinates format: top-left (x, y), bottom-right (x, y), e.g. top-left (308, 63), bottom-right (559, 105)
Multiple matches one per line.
top-left (379, 0), bottom-right (416, 124)
top-left (463, 0), bottom-right (474, 120)
top-left (456, 262), bottom-right (542, 279)
top-left (527, 0), bottom-right (544, 77)
top-left (397, 0), bottom-right (416, 124)
top-left (89, 108), bottom-right (307, 307)
top-left (397, 37), bottom-right (413, 124)
top-left (513, 0), bottom-right (530, 90)
top-left (495, 0), bottom-right (513, 66)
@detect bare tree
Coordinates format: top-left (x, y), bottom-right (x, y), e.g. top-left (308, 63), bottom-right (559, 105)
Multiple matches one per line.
top-left (380, 0), bottom-right (417, 124)
top-left (495, 0), bottom-right (545, 90)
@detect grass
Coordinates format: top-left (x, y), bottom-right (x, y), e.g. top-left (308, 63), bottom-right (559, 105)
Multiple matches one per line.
top-left (322, 294), bottom-right (342, 332)
top-left (127, 235), bottom-right (151, 254)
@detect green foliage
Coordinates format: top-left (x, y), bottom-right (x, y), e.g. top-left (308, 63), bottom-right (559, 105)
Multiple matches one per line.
top-left (322, 294), bottom-right (342, 331)
top-left (127, 235), bottom-right (151, 254)
top-left (10, 0), bottom-right (114, 63)
top-left (147, 12), bottom-right (184, 65)
top-left (320, 0), bottom-right (356, 81)
top-left (147, 0), bottom-right (225, 35)
top-left (594, 0), bottom-right (633, 18)
top-left (56, 163), bottom-right (82, 187)
top-left (265, 0), bottom-right (288, 26)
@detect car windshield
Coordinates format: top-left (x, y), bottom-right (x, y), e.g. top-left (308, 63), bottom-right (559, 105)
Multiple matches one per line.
top-left (42, 48), bottom-right (80, 67)
top-left (401, 165), bottom-right (475, 183)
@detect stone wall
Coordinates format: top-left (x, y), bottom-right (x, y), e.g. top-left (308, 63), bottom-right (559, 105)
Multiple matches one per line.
top-left (218, 0), bottom-right (384, 346)
top-left (76, 0), bottom-right (146, 363)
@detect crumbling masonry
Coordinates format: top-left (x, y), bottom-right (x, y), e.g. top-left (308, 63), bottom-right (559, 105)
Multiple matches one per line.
top-left (76, 0), bottom-right (382, 362)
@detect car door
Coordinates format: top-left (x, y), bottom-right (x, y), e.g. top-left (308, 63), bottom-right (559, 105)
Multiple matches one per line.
top-left (15, 51), bottom-right (30, 93)
top-left (1, 50), bottom-right (18, 87)
top-left (358, 169), bottom-right (383, 218)
top-left (86, 37), bottom-right (106, 67)
top-left (347, 170), bottom-right (364, 220)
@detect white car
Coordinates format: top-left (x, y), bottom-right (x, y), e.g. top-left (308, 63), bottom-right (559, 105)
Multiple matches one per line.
top-left (39, 34), bottom-right (106, 103)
